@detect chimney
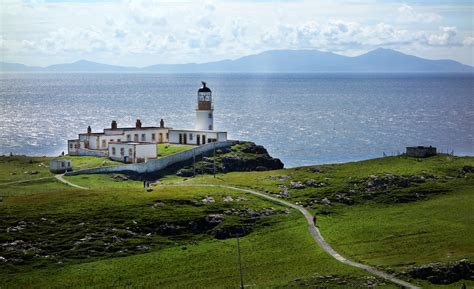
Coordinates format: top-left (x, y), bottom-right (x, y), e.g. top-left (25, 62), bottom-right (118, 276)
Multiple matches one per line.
top-left (160, 119), bottom-right (164, 128)
top-left (136, 119), bottom-right (142, 128)
top-left (111, 120), bottom-right (117, 130)
top-left (87, 126), bottom-right (91, 134)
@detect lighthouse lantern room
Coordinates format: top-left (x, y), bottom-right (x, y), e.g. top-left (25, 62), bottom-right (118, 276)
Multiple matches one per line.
top-left (196, 81), bottom-right (214, 131)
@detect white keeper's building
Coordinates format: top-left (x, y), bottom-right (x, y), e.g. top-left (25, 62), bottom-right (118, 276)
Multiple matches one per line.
top-left (67, 82), bottom-right (228, 163)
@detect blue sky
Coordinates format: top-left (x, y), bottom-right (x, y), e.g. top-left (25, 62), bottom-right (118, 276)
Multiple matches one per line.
top-left (1, 0), bottom-right (473, 66)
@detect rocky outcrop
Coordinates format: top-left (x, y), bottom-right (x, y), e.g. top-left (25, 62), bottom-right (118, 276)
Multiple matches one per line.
top-left (406, 259), bottom-right (473, 284)
top-left (177, 141), bottom-right (284, 177)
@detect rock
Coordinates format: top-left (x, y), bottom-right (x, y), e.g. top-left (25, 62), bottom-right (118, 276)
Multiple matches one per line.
top-left (201, 196), bottom-right (215, 204)
top-left (321, 198), bottom-right (332, 205)
top-left (459, 166), bottom-right (474, 177)
top-left (222, 196), bottom-right (234, 202)
top-left (290, 181), bottom-right (306, 189)
top-left (176, 168), bottom-right (194, 177)
top-left (205, 214), bottom-right (224, 224)
top-left (276, 187), bottom-right (290, 198)
top-left (407, 259), bottom-right (474, 285)
top-left (308, 167), bottom-right (322, 173)
top-left (0, 256), bottom-right (7, 263)
top-left (135, 245), bottom-right (150, 251)
top-left (267, 175), bottom-right (290, 181)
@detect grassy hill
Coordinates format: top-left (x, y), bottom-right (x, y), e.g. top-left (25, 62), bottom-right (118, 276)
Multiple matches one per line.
top-left (0, 154), bottom-right (472, 288)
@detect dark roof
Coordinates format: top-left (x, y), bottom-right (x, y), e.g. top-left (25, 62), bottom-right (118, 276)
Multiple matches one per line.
top-left (198, 81), bottom-right (211, 93)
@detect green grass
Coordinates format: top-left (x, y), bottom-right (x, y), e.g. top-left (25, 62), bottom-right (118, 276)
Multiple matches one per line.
top-left (319, 184), bottom-right (474, 268)
top-left (1, 154), bottom-right (473, 288)
top-left (64, 156), bottom-right (120, 170)
top-left (161, 155), bottom-right (474, 277)
top-left (157, 144), bottom-right (194, 158)
top-left (1, 166), bottom-right (373, 289)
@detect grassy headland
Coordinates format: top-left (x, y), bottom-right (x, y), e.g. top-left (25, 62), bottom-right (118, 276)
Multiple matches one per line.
top-left (0, 153), bottom-right (473, 288)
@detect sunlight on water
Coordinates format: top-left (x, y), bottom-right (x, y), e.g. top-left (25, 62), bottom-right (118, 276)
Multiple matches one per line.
top-left (0, 73), bottom-right (473, 167)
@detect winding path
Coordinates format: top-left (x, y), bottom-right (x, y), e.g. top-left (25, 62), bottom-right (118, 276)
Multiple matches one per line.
top-left (54, 174), bottom-right (89, 190)
top-left (163, 183), bottom-right (420, 289)
top-left (40, 176), bottom-right (419, 288)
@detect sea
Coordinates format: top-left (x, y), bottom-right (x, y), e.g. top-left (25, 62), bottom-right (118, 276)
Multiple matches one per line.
top-left (0, 73), bottom-right (473, 168)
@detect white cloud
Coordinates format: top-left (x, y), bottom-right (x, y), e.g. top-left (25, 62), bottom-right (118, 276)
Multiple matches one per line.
top-left (0, 0), bottom-right (472, 66)
top-left (397, 4), bottom-right (442, 24)
top-left (426, 26), bottom-right (459, 46)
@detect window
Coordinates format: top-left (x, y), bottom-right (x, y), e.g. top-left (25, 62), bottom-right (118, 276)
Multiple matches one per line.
top-left (127, 134), bottom-right (131, 141)
top-left (189, 133), bottom-right (193, 140)
top-left (129, 148), bottom-right (133, 156)
top-left (69, 144), bottom-right (73, 149)
top-left (134, 134), bottom-right (139, 141)
top-left (141, 134), bottom-right (146, 141)
top-left (152, 133), bottom-right (156, 141)
top-left (102, 140), bottom-right (106, 148)
top-left (61, 162), bottom-right (64, 168)
top-left (112, 147), bottom-right (116, 155)
top-left (208, 125), bottom-right (213, 130)
top-left (120, 148), bottom-right (124, 156)
top-left (110, 139), bottom-right (114, 143)
top-left (208, 112), bottom-right (212, 118)
top-left (117, 139), bottom-right (121, 142)
top-left (166, 133), bottom-right (169, 140)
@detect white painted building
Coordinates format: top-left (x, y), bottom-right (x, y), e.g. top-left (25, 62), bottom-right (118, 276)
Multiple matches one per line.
top-left (67, 82), bottom-right (228, 162)
top-left (68, 119), bottom-right (170, 156)
top-left (169, 82), bottom-right (228, 144)
top-left (108, 142), bottom-right (157, 163)
top-left (49, 159), bottom-right (72, 173)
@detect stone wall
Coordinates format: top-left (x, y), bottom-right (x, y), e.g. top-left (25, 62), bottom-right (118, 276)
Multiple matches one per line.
top-left (66, 140), bottom-right (237, 176)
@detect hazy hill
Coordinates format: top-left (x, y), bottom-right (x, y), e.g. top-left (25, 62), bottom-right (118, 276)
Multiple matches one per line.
top-left (2, 48), bottom-right (473, 72)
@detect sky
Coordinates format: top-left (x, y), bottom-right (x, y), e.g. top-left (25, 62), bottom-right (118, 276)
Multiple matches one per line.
top-left (1, 0), bottom-right (473, 67)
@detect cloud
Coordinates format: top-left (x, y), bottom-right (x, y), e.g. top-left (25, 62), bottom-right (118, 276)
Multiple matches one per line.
top-left (425, 26), bottom-right (459, 46)
top-left (397, 4), bottom-right (442, 24)
top-left (1, 0), bottom-right (472, 66)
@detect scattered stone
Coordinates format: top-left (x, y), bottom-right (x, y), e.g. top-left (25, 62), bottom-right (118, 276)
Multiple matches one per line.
top-left (308, 167), bottom-right (322, 173)
top-left (205, 214), bottom-right (224, 224)
top-left (290, 181), bottom-right (306, 189)
top-left (321, 198), bottom-right (332, 206)
top-left (135, 245), bottom-right (150, 251)
top-left (407, 259), bottom-right (473, 285)
top-left (201, 196), bottom-right (215, 204)
top-left (266, 175), bottom-right (290, 181)
top-left (222, 196), bottom-right (234, 202)
top-left (459, 166), bottom-right (474, 177)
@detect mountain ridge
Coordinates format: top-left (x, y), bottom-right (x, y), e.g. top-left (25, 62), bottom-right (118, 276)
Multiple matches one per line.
top-left (1, 48), bottom-right (473, 73)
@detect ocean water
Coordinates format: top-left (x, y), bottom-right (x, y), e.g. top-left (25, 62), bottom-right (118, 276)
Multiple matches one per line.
top-left (0, 73), bottom-right (472, 167)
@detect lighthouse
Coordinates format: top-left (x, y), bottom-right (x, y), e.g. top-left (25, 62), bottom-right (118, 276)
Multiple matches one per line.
top-left (196, 81), bottom-right (213, 131)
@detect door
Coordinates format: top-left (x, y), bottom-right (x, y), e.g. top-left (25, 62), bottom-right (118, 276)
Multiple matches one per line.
top-left (179, 134), bottom-right (182, 144)
top-left (183, 133), bottom-right (187, 144)
top-left (197, 134), bottom-right (200, 145)
top-left (202, 135), bottom-right (206, 144)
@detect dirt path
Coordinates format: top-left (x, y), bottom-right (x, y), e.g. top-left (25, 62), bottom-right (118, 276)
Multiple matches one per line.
top-left (162, 183), bottom-right (420, 289)
top-left (54, 174), bottom-right (89, 190)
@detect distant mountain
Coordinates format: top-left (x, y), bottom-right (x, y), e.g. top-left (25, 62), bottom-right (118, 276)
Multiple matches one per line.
top-left (2, 48), bottom-right (473, 73)
top-left (45, 60), bottom-right (139, 72)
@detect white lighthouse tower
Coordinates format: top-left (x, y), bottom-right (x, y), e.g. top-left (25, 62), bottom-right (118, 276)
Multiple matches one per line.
top-left (196, 81), bottom-right (213, 131)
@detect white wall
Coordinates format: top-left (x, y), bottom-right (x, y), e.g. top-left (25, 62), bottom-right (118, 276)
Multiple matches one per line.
top-left (109, 143), bottom-right (157, 163)
top-left (67, 140), bottom-right (237, 175)
top-left (170, 130), bottom-right (227, 145)
top-left (196, 110), bottom-right (213, 131)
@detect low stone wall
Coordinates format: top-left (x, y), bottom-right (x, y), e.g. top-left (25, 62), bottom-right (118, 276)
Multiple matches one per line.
top-left (66, 140), bottom-right (237, 176)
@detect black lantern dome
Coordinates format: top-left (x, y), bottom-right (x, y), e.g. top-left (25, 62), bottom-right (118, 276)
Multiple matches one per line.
top-left (198, 81), bottom-right (211, 93)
